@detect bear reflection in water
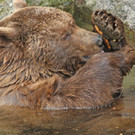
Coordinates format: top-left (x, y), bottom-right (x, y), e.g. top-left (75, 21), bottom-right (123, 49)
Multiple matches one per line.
top-left (0, 0), bottom-right (135, 109)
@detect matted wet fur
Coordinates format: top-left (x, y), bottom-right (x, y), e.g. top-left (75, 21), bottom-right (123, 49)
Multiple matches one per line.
top-left (0, 0), bottom-right (135, 109)
top-left (41, 46), bottom-right (135, 109)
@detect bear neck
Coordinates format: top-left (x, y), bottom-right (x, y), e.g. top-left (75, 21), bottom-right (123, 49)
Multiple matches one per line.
top-left (0, 45), bottom-right (54, 88)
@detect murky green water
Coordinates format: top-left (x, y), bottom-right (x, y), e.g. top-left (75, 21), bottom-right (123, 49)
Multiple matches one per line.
top-left (0, 0), bottom-right (135, 135)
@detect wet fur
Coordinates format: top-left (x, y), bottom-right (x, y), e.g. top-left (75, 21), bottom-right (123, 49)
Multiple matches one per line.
top-left (1, 45), bottom-right (134, 109)
top-left (41, 46), bottom-right (135, 109)
top-left (0, 0), bottom-right (135, 109)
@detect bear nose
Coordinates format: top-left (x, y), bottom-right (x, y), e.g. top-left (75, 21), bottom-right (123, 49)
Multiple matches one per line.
top-left (95, 34), bottom-right (103, 47)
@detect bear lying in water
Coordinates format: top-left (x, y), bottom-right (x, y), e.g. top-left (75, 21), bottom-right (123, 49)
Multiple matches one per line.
top-left (0, 0), bottom-right (134, 109)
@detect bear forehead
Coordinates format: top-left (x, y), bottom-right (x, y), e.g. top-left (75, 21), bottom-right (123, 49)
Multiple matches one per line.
top-left (0, 6), bottom-right (75, 35)
top-left (8, 7), bottom-right (75, 27)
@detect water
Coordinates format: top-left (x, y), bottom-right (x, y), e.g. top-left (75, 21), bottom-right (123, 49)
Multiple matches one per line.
top-left (0, 0), bottom-right (135, 135)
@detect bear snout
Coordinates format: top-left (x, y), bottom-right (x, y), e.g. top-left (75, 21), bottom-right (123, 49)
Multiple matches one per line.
top-left (95, 34), bottom-right (103, 48)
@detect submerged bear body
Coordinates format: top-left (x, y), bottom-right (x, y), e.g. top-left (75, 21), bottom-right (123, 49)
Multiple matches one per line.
top-left (0, 0), bottom-right (135, 109)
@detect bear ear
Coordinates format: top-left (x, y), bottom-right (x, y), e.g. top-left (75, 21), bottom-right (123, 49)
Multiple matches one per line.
top-left (0, 27), bottom-right (19, 40)
top-left (13, 0), bottom-right (27, 12)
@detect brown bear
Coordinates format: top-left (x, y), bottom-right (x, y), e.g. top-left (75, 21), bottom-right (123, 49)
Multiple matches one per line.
top-left (0, 0), bottom-right (103, 107)
top-left (40, 46), bottom-right (135, 109)
top-left (0, 0), bottom-right (134, 109)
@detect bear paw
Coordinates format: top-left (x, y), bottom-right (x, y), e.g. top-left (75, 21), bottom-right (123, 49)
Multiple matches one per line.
top-left (92, 10), bottom-right (126, 51)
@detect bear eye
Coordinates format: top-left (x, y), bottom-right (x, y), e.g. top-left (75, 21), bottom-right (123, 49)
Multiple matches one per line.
top-left (62, 33), bottom-right (71, 41)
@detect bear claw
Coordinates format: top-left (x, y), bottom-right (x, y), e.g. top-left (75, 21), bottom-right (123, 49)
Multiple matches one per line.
top-left (92, 10), bottom-right (126, 51)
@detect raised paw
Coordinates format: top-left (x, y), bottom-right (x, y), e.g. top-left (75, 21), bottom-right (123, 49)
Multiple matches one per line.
top-left (92, 10), bottom-right (127, 51)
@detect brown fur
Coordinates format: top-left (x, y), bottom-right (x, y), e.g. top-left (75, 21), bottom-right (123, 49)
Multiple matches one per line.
top-left (0, 1), bottom-right (102, 79)
top-left (0, 45), bottom-right (134, 109)
top-left (0, 0), bottom-right (135, 109)
top-left (0, 0), bottom-right (102, 107)
top-left (40, 46), bottom-right (135, 109)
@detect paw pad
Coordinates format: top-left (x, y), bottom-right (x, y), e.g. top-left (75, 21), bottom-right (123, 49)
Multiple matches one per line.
top-left (92, 10), bottom-right (126, 51)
